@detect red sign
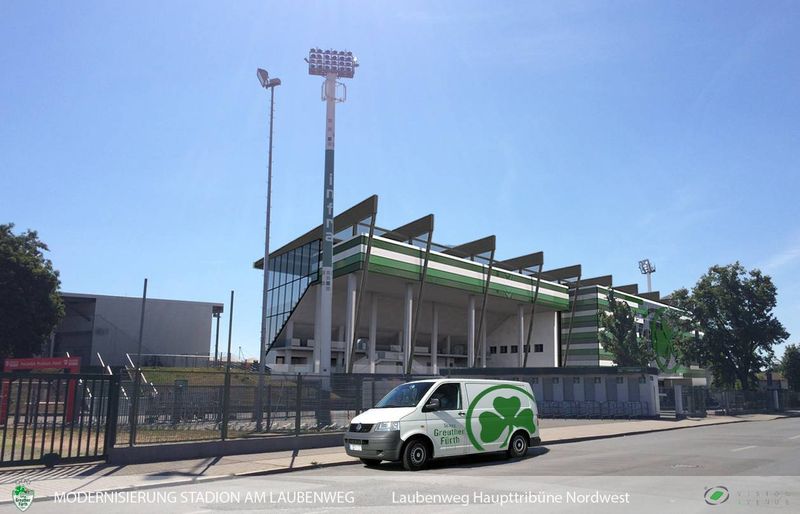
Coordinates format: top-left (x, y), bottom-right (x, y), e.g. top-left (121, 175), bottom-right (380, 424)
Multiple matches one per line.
top-left (3, 357), bottom-right (81, 371)
top-left (1, 357), bottom-right (81, 422)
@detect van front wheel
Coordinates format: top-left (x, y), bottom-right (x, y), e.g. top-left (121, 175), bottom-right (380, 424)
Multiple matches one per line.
top-left (507, 431), bottom-right (529, 459)
top-left (402, 439), bottom-right (429, 471)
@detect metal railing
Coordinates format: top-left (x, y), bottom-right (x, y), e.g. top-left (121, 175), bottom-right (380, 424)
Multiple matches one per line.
top-left (116, 370), bottom-right (434, 445)
top-left (537, 401), bottom-right (648, 419)
top-left (0, 373), bottom-right (119, 467)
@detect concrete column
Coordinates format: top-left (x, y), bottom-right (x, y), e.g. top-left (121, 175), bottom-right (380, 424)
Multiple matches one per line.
top-left (431, 303), bottom-right (439, 375)
top-left (674, 384), bottom-right (684, 418)
top-left (313, 285), bottom-right (322, 373)
top-left (773, 389), bottom-right (780, 411)
top-left (517, 304), bottom-right (525, 367)
top-left (285, 320), bottom-right (294, 365)
top-left (369, 294), bottom-right (377, 374)
top-left (344, 273), bottom-right (357, 371)
top-left (480, 316), bottom-right (487, 368)
top-left (404, 283), bottom-right (413, 371)
top-left (467, 296), bottom-right (476, 367)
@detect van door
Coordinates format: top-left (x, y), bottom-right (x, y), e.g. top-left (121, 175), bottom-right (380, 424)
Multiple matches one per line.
top-left (424, 382), bottom-right (468, 458)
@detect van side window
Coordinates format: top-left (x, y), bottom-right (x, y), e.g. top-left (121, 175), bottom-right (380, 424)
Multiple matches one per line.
top-left (429, 383), bottom-right (461, 411)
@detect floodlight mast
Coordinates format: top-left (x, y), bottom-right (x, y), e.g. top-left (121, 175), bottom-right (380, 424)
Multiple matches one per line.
top-left (307, 48), bottom-right (358, 376)
top-left (638, 258), bottom-right (656, 293)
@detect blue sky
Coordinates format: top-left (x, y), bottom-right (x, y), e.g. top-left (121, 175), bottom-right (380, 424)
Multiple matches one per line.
top-left (2, 1), bottom-right (798, 360)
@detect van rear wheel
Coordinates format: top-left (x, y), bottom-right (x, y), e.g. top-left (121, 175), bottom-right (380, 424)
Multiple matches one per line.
top-left (507, 431), bottom-right (529, 459)
top-left (402, 439), bottom-right (429, 471)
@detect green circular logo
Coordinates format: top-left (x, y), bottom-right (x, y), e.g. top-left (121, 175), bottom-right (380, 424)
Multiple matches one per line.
top-left (465, 384), bottom-right (536, 451)
top-left (704, 486), bottom-right (729, 505)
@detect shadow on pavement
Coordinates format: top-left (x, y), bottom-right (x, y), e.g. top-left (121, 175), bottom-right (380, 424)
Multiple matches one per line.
top-left (362, 446), bottom-right (550, 473)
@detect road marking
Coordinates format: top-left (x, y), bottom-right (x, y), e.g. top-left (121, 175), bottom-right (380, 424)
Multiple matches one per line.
top-left (731, 445), bottom-right (757, 452)
top-left (789, 434), bottom-right (800, 440)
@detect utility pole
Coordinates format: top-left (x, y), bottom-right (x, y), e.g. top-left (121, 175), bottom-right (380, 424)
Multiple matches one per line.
top-left (255, 68), bottom-right (281, 431)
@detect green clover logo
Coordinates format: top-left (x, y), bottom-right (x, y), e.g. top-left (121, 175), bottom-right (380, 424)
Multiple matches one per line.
top-left (479, 396), bottom-right (536, 448)
top-left (465, 384), bottom-right (537, 451)
top-left (651, 309), bottom-right (679, 373)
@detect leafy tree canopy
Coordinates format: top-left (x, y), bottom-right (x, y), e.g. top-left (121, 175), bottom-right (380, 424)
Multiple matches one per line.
top-left (670, 262), bottom-right (788, 390)
top-left (0, 223), bottom-right (64, 358)
top-left (780, 344), bottom-right (800, 392)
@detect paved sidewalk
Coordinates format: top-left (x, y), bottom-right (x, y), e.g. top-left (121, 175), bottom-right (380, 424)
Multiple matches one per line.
top-left (0, 413), bottom-right (785, 503)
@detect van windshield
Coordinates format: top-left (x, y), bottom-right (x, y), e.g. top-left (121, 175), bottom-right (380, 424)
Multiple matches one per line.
top-left (374, 382), bottom-right (435, 408)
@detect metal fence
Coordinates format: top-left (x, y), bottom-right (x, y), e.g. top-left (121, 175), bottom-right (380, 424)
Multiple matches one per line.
top-left (0, 373), bottom-right (119, 467)
top-left (537, 400), bottom-right (648, 419)
top-left (115, 370), bottom-right (436, 446)
top-left (115, 370), bottom-right (665, 446)
top-left (707, 388), bottom-right (800, 414)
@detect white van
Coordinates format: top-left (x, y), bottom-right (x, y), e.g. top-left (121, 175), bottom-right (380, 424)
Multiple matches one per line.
top-left (344, 378), bottom-right (540, 470)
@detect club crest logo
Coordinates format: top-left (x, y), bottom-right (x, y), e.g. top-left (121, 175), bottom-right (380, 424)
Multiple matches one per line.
top-left (12, 483), bottom-right (34, 512)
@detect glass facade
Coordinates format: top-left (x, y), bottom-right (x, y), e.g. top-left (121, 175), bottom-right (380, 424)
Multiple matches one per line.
top-left (265, 239), bottom-right (321, 350)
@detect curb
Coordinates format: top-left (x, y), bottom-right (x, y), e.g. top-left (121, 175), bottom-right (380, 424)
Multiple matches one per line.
top-left (540, 418), bottom-right (749, 446)
top-left (0, 458), bottom-right (361, 505)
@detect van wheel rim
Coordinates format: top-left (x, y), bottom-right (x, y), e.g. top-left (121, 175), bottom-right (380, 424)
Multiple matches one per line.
top-left (411, 445), bottom-right (425, 464)
top-left (513, 437), bottom-right (525, 453)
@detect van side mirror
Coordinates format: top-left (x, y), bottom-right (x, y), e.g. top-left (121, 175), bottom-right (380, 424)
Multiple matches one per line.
top-left (423, 398), bottom-right (440, 412)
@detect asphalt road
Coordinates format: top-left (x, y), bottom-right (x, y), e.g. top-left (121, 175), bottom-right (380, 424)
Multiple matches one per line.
top-left (7, 417), bottom-right (800, 513)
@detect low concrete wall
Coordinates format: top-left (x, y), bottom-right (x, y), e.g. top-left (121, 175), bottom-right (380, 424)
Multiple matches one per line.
top-left (108, 433), bottom-right (343, 465)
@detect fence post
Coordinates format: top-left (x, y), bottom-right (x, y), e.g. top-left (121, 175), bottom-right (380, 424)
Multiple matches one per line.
top-left (104, 373), bottom-right (121, 454)
top-left (294, 373), bottom-right (302, 437)
top-left (128, 369), bottom-right (141, 446)
top-left (221, 368), bottom-right (231, 440)
top-left (265, 380), bottom-right (272, 431)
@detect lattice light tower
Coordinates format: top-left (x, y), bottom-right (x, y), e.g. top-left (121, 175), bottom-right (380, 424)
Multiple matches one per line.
top-left (638, 258), bottom-right (656, 293)
top-left (307, 48), bottom-right (358, 375)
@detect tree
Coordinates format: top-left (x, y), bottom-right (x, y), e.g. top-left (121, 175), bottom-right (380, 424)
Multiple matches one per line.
top-left (599, 290), bottom-right (655, 368)
top-left (780, 344), bottom-right (800, 392)
top-left (0, 223), bottom-right (64, 358)
top-left (681, 262), bottom-right (789, 390)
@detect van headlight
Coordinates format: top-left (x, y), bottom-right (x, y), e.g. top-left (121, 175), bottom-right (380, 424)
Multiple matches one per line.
top-left (373, 421), bottom-right (400, 432)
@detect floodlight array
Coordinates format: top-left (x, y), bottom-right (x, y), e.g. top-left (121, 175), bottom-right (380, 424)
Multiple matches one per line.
top-left (638, 259), bottom-right (655, 274)
top-left (308, 48), bottom-right (357, 78)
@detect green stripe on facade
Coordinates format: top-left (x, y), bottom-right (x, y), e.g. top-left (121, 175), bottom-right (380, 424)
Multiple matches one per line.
top-left (334, 235), bottom-right (568, 295)
top-left (339, 252), bottom-right (569, 310)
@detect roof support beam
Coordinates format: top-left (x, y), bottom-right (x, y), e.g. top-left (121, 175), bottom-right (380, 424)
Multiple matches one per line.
top-left (405, 217), bottom-right (436, 374)
top-left (346, 198), bottom-right (379, 373)
top-left (561, 274), bottom-right (583, 367)
top-left (474, 247), bottom-right (495, 368)
top-left (522, 261), bottom-right (544, 368)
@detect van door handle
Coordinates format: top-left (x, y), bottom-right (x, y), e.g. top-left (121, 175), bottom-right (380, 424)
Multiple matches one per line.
top-left (458, 412), bottom-right (465, 416)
